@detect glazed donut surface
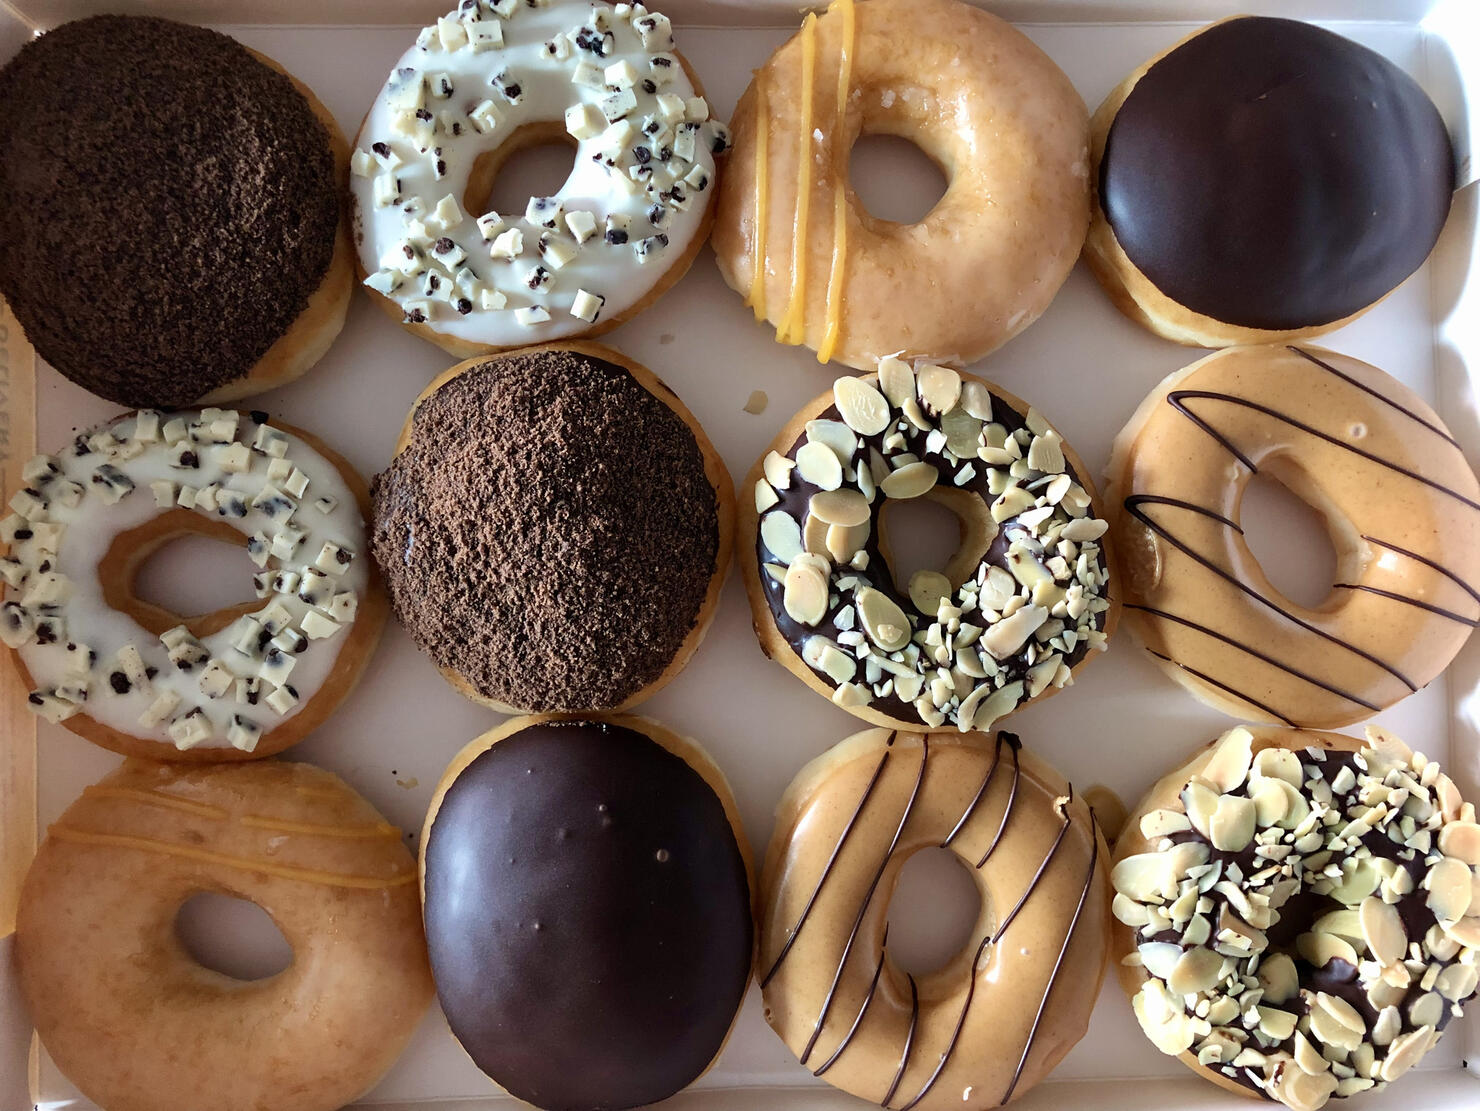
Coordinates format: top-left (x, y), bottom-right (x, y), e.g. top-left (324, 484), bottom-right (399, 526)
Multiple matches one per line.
top-left (1112, 725), bottom-right (1480, 1110)
top-left (713, 0), bottom-right (1090, 370)
top-left (16, 759), bottom-right (433, 1111)
top-left (1108, 345), bottom-right (1480, 729)
top-left (759, 728), bottom-right (1109, 1109)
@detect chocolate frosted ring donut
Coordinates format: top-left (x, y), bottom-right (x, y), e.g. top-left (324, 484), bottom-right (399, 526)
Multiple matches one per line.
top-left (759, 728), bottom-right (1109, 1110)
top-left (1108, 345), bottom-right (1480, 729)
top-left (1111, 725), bottom-right (1480, 1110)
top-left (742, 359), bottom-right (1117, 732)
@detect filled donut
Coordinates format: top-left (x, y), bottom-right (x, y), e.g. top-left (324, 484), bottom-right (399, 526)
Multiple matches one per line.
top-left (0, 409), bottom-right (387, 760)
top-left (16, 759), bottom-right (434, 1111)
top-left (351, 0), bottom-right (729, 356)
top-left (1107, 345), bottom-right (1480, 729)
top-left (420, 714), bottom-right (753, 1110)
top-left (1111, 725), bottom-right (1480, 1110)
top-left (0, 15), bottom-right (352, 407)
top-left (742, 359), bottom-right (1116, 732)
top-left (371, 341), bottom-right (732, 712)
top-left (759, 727), bottom-right (1109, 1109)
top-left (1086, 16), bottom-right (1454, 347)
top-left (712, 0), bottom-right (1089, 369)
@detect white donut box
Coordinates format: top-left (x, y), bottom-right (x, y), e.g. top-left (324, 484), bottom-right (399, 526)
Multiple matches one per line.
top-left (0, 1), bottom-right (1477, 1108)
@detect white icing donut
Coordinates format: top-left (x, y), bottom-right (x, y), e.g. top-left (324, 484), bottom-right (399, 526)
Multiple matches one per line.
top-left (350, 0), bottom-right (729, 348)
top-left (0, 409), bottom-right (375, 755)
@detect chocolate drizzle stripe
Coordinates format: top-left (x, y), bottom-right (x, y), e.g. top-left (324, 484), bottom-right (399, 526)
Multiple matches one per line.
top-left (1289, 347), bottom-right (1460, 448)
top-left (999, 819), bottom-right (1100, 1106)
top-left (881, 973), bottom-right (919, 1108)
top-left (1124, 495), bottom-right (1416, 691)
top-left (1146, 647), bottom-right (1298, 727)
top-left (1128, 603), bottom-right (1379, 711)
top-left (1168, 389), bottom-right (1480, 513)
top-left (813, 924), bottom-right (889, 1077)
top-left (1363, 535), bottom-right (1480, 604)
top-left (762, 745), bottom-right (893, 988)
top-left (975, 737), bottom-right (1023, 869)
top-left (992, 793), bottom-right (1073, 946)
top-left (1332, 583), bottom-right (1480, 627)
top-left (942, 731), bottom-right (1012, 849)
top-left (799, 737), bottom-right (928, 1067)
top-left (893, 935), bottom-right (990, 1111)
top-left (1123, 493), bottom-right (1241, 532)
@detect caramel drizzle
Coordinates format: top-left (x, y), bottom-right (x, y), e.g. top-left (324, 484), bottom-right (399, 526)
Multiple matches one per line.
top-left (882, 973), bottom-right (920, 1107)
top-left (747, 82), bottom-right (770, 319)
top-left (48, 827), bottom-right (416, 890)
top-left (81, 785), bottom-right (402, 840)
top-left (817, 0), bottom-right (855, 363)
top-left (813, 923), bottom-right (890, 1077)
top-left (778, 11), bottom-right (819, 345)
top-left (82, 785), bottom-right (228, 821)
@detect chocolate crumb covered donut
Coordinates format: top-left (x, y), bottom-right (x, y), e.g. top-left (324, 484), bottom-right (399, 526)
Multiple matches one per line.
top-left (0, 16), bottom-right (353, 407)
top-left (420, 714), bottom-right (754, 1110)
top-left (1086, 16), bottom-right (1454, 347)
top-left (371, 341), bottom-right (733, 712)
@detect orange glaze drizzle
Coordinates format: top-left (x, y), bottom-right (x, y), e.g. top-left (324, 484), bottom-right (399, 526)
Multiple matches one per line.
top-left (817, 0), bottom-right (855, 364)
top-left (778, 11), bottom-right (819, 345)
top-left (747, 82), bottom-right (770, 320)
top-left (48, 827), bottom-right (416, 890)
top-left (82, 785), bottom-right (229, 821)
top-left (239, 816), bottom-right (403, 840)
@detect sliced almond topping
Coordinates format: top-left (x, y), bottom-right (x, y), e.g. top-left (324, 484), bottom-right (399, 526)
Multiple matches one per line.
top-left (1359, 896), bottom-right (1407, 966)
top-left (763, 450), bottom-right (795, 489)
top-left (1258, 954), bottom-right (1299, 1004)
top-left (1202, 728), bottom-right (1254, 792)
top-left (978, 604), bottom-right (1048, 660)
top-left (760, 511), bottom-right (803, 564)
top-left (1113, 853), bottom-right (1169, 902)
top-left (877, 357), bottom-right (915, 408)
top-left (1209, 794), bottom-right (1256, 852)
top-left (802, 635), bottom-right (856, 683)
top-left (826, 522), bottom-right (869, 563)
top-left (941, 407), bottom-right (983, 458)
top-left (881, 461), bottom-right (939, 500)
top-left (1167, 947), bottom-right (1223, 996)
top-left (916, 364), bottom-right (961, 415)
top-left (1312, 909), bottom-right (1363, 943)
top-left (804, 419), bottom-right (858, 463)
top-left (1180, 781), bottom-right (1219, 841)
top-left (1251, 780), bottom-right (1291, 828)
top-left (1379, 1026), bottom-right (1434, 1083)
top-left (1443, 914), bottom-right (1480, 947)
top-left (796, 441), bottom-right (843, 491)
top-left (1138, 942), bottom-right (1182, 980)
top-left (908, 570), bottom-right (952, 616)
top-left (1438, 820), bottom-right (1480, 866)
top-left (809, 488), bottom-right (870, 528)
top-left (1371, 1005), bottom-right (1402, 1046)
top-left (960, 379), bottom-right (992, 420)
top-left (834, 375), bottom-right (890, 435)
top-left (1257, 1006), bottom-right (1297, 1041)
top-left (1299, 930), bottom-right (1358, 970)
top-left (960, 679), bottom-right (1022, 732)
top-left (1435, 961), bottom-right (1479, 1001)
top-left (803, 512), bottom-right (830, 556)
top-left (783, 561), bottom-right (828, 626)
top-left (754, 479), bottom-right (779, 513)
top-left (1293, 1031), bottom-right (1329, 1076)
top-left (1423, 857), bottom-right (1472, 923)
top-left (1112, 892), bottom-right (1152, 927)
top-left (1251, 746), bottom-right (1304, 787)
top-left (1408, 991), bottom-right (1443, 1030)
top-left (1315, 992), bottom-right (1364, 1036)
top-left (1060, 516), bottom-right (1109, 542)
top-left (1139, 808), bottom-right (1192, 839)
top-left (1274, 1060), bottom-right (1338, 1111)
top-left (856, 587), bottom-right (911, 652)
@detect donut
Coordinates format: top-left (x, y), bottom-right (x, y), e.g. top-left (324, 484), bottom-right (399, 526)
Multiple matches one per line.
top-left (371, 341), bottom-right (732, 713)
top-left (420, 714), bottom-right (753, 1109)
top-left (1111, 725), bottom-right (1480, 1110)
top-left (712, 0), bottom-right (1090, 370)
top-left (759, 727), bottom-right (1109, 1109)
top-left (0, 16), bottom-right (353, 408)
top-left (742, 358), bottom-right (1116, 732)
top-left (1086, 16), bottom-right (1454, 347)
top-left (16, 758), bottom-right (433, 1111)
top-left (1107, 344), bottom-right (1480, 730)
top-left (0, 408), bottom-right (387, 761)
top-left (350, 0), bottom-right (729, 357)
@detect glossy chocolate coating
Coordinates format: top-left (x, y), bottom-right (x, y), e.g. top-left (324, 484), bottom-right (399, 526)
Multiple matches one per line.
top-left (1100, 17), bottom-right (1453, 330)
top-left (422, 721), bottom-right (752, 1111)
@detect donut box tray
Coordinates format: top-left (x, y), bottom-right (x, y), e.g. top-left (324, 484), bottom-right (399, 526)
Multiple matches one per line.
top-left (1, 0), bottom-right (1478, 1109)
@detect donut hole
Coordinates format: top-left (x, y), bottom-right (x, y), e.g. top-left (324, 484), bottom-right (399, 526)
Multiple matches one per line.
top-left (119, 516), bottom-right (264, 638)
top-left (463, 121), bottom-right (578, 220)
top-left (848, 133), bottom-right (948, 225)
top-left (1237, 467), bottom-right (1343, 611)
top-left (175, 892), bottom-right (292, 981)
top-left (885, 848), bottom-right (983, 976)
top-left (877, 490), bottom-right (992, 596)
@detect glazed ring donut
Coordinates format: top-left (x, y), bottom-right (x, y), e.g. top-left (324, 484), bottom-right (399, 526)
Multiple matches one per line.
top-left (759, 728), bottom-right (1109, 1110)
top-left (351, 0), bottom-right (729, 357)
top-left (712, 0), bottom-right (1089, 370)
top-left (1086, 16), bottom-right (1453, 347)
top-left (421, 713), bottom-right (754, 1109)
top-left (1107, 344), bottom-right (1480, 730)
top-left (0, 409), bottom-right (387, 761)
top-left (0, 15), bottom-right (353, 408)
top-left (15, 758), bottom-right (434, 1111)
top-left (1111, 725), bottom-right (1480, 1110)
top-left (741, 359), bottom-right (1117, 733)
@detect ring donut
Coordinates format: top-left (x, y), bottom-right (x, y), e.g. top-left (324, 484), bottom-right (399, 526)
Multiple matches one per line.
top-left (742, 359), bottom-right (1116, 733)
top-left (16, 758), bottom-right (434, 1111)
top-left (351, 0), bottom-right (729, 357)
top-left (0, 409), bottom-right (387, 760)
top-left (1107, 344), bottom-right (1480, 730)
top-left (758, 728), bottom-right (1109, 1109)
top-left (1111, 725), bottom-right (1480, 1110)
top-left (712, 0), bottom-right (1090, 369)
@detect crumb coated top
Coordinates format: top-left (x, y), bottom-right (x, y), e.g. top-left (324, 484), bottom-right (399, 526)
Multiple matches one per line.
top-left (371, 348), bottom-right (720, 711)
top-left (0, 16), bottom-right (341, 408)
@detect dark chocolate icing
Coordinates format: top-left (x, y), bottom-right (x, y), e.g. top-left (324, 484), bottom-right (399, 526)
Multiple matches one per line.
top-left (1099, 17), bottom-right (1452, 330)
top-left (422, 720), bottom-right (752, 1111)
top-left (0, 16), bottom-right (340, 407)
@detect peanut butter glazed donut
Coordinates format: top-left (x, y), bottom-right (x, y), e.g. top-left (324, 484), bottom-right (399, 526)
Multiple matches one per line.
top-left (351, 0), bottom-right (729, 356)
top-left (421, 715), bottom-right (753, 1110)
top-left (1111, 725), bottom-right (1480, 1110)
top-left (713, 0), bottom-right (1089, 369)
top-left (1087, 17), bottom-right (1454, 347)
top-left (760, 728), bottom-right (1109, 1109)
top-left (1108, 345), bottom-right (1480, 730)
top-left (743, 360), bottom-right (1116, 732)
top-left (1, 409), bottom-right (386, 760)
top-left (0, 16), bottom-right (352, 407)
top-left (16, 759), bottom-right (434, 1111)
top-left (371, 342), bottom-right (732, 712)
